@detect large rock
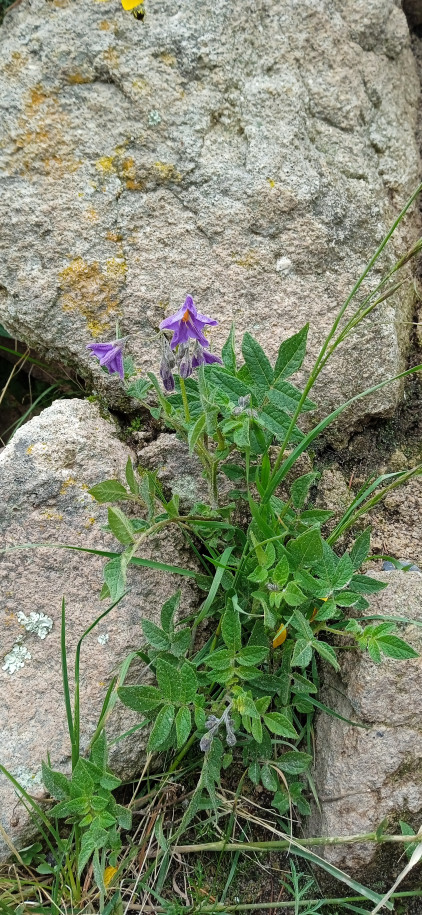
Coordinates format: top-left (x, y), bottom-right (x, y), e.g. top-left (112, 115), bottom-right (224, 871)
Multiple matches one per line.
top-left (0, 0), bottom-right (420, 424)
top-left (308, 571), bottom-right (422, 876)
top-left (0, 399), bottom-right (198, 862)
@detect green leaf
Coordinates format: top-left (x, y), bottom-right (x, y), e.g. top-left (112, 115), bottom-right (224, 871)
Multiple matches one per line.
top-left (42, 762), bottom-right (71, 801)
top-left (251, 716), bottom-right (263, 743)
top-left (283, 582), bottom-right (307, 607)
top-left (334, 591), bottom-right (361, 607)
top-left (188, 413), bottom-right (206, 453)
top-left (332, 553), bottom-right (354, 590)
top-left (181, 663), bottom-right (198, 703)
top-left (291, 639), bottom-right (313, 668)
top-left (89, 732), bottom-right (107, 772)
top-left (156, 658), bottom-right (182, 702)
top-left (400, 821), bottom-right (418, 860)
top-left (141, 619), bottom-right (170, 651)
top-left (117, 685), bottom-right (162, 714)
top-left (161, 591), bottom-right (181, 633)
top-left (290, 473), bottom-right (319, 509)
top-left (175, 707), bottom-right (192, 748)
top-left (115, 803), bottom-right (132, 830)
top-left (261, 764), bottom-right (279, 792)
top-left (89, 480), bottom-right (130, 503)
top-left (208, 367), bottom-right (251, 401)
top-left (171, 628), bottom-right (191, 658)
top-left (103, 556), bottom-right (126, 602)
top-left (248, 761), bottom-right (261, 784)
top-left (272, 556), bottom-right (290, 588)
top-left (287, 529), bottom-right (323, 568)
top-left (292, 609), bottom-right (314, 639)
top-left (107, 506), bottom-right (136, 546)
top-left (247, 566), bottom-right (269, 584)
top-left (221, 323), bottom-right (237, 373)
top-left (267, 381), bottom-right (316, 415)
top-left (242, 332), bottom-right (273, 389)
top-left (126, 377), bottom-right (152, 400)
top-left (259, 405), bottom-right (303, 443)
top-left (147, 705), bottom-right (175, 752)
top-left (350, 574), bottom-right (388, 595)
top-left (222, 605), bottom-right (242, 654)
top-left (50, 798), bottom-right (89, 819)
top-left (125, 457), bottom-right (139, 495)
top-left (278, 751), bottom-right (313, 774)
top-left (350, 529), bottom-right (371, 570)
top-left (78, 825), bottom-right (109, 876)
top-left (238, 646), bottom-right (268, 666)
top-left (273, 325), bottom-right (309, 381)
top-left (263, 713), bottom-right (298, 739)
top-left (377, 635), bottom-right (419, 660)
top-left (367, 639), bottom-right (382, 663)
top-left (313, 640), bottom-right (340, 671)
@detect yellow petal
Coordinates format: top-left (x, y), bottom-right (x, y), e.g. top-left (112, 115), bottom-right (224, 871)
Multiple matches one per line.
top-left (121, 0), bottom-right (143, 9)
top-left (273, 624), bottom-right (287, 648)
top-left (104, 866), bottom-right (118, 887)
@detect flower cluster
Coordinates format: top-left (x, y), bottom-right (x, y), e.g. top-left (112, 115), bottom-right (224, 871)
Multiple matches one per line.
top-left (199, 706), bottom-right (236, 752)
top-left (159, 295), bottom-right (222, 392)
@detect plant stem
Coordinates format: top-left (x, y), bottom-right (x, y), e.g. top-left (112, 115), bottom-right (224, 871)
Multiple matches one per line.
top-left (168, 732), bottom-right (198, 773)
top-left (171, 832), bottom-right (422, 854)
top-left (125, 891), bottom-right (422, 913)
top-left (179, 376), bottom-right (191, 422)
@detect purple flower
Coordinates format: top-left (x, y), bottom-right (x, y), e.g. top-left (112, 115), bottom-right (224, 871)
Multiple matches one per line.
top-left (191, 340), bottom-right (223, 369)
top-left (87, 337), bottom-right (128, 380)
top-left (159, 295), bottom-right (218, 350)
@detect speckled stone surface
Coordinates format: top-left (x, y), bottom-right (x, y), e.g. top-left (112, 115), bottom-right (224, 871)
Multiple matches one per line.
top-left (0, 0), bottom-right (420, 423)
top-left (0, 399), bottom-right (198, 862)
top-left (308, 572), bottom-right (422, 875)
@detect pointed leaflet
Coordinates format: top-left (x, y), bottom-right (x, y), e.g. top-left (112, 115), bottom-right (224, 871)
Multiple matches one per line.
top-left (242, 332), bottom-right (273, 390)
top-left (89, 480), bottom-right (130, 503)
top-left (221, 604), bottom-right (242, 654)
top-left (156, 658), bottom-right (182, 702)
top-left (267, 381), bottom-right (316, 415)
top-left (287, 529), bottom-right (324, 568)
top-left (350, 528), bottom-right (371, 570)
top-left (125, 457), bottom-right (139, 495)
top-left (147, 705), bottom-right (175, 751)
top-left (161, 590), bottom-right (181, 633)
top-left (221, 322), bottom-right (237, 373)
top-left (273, 325), bottom-right (309, 381)
top-left (175, 707), bottom-right (192, 748)
top-left (107, 507), bottom-right (136, 546)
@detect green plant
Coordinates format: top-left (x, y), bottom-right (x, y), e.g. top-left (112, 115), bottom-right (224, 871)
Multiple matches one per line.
top-left (3, 186), bottom-right (422, 913)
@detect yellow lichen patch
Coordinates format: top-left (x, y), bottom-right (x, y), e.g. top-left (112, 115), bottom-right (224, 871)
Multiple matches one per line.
top-left (66, 72), bottom-right (93, 85)
top-left (60, 477), bottom-right (78, 495)
top-left (99, 20), bottom-right (111, 29)
top-left (41, 510), bottom-right (64, 521)
top-left (26, 445), bottom-right (33, 455)
top-left (59, 256), bottom-right (125, 336)
top-left (234, 250), bottom-right (260, 269)
top-left (106, 231), bottom-right (123, 242)
top-left (96, 156), bottom-right (115, 174)
top-left (266, 177), bottom-right (276, 188)
top-left (96, 152), bottom-right (143, 191)
top-left (132, 78), bottom-right (150, 93)
top-left (153, 162), bottom-right (181, 182)
top-left (83, 207), bottom-right (99, 222)
top-left (103, 48), bottom-right (120, 69)
top-left (160, 52), bottom-right (177, 67)
top-left (17, 90), bottom-right (80, 178)
top-left (4, 51), bottom-right (28, 76)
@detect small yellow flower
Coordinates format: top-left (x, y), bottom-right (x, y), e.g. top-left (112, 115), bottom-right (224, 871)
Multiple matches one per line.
top-left (104, 866), bottom-right (118, 887)
top-left (121, 0), bottom-right (143, 8)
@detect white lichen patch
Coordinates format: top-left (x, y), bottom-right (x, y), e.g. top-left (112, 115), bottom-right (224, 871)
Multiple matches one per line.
top-left (17, 611), bottom-right (53, 640)
top-left (13, 766), bottom-right (44, 794)
top-left (2, 645), bottom-right (31, 674)
top-left (97, 632), bottom-right (109, 645)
